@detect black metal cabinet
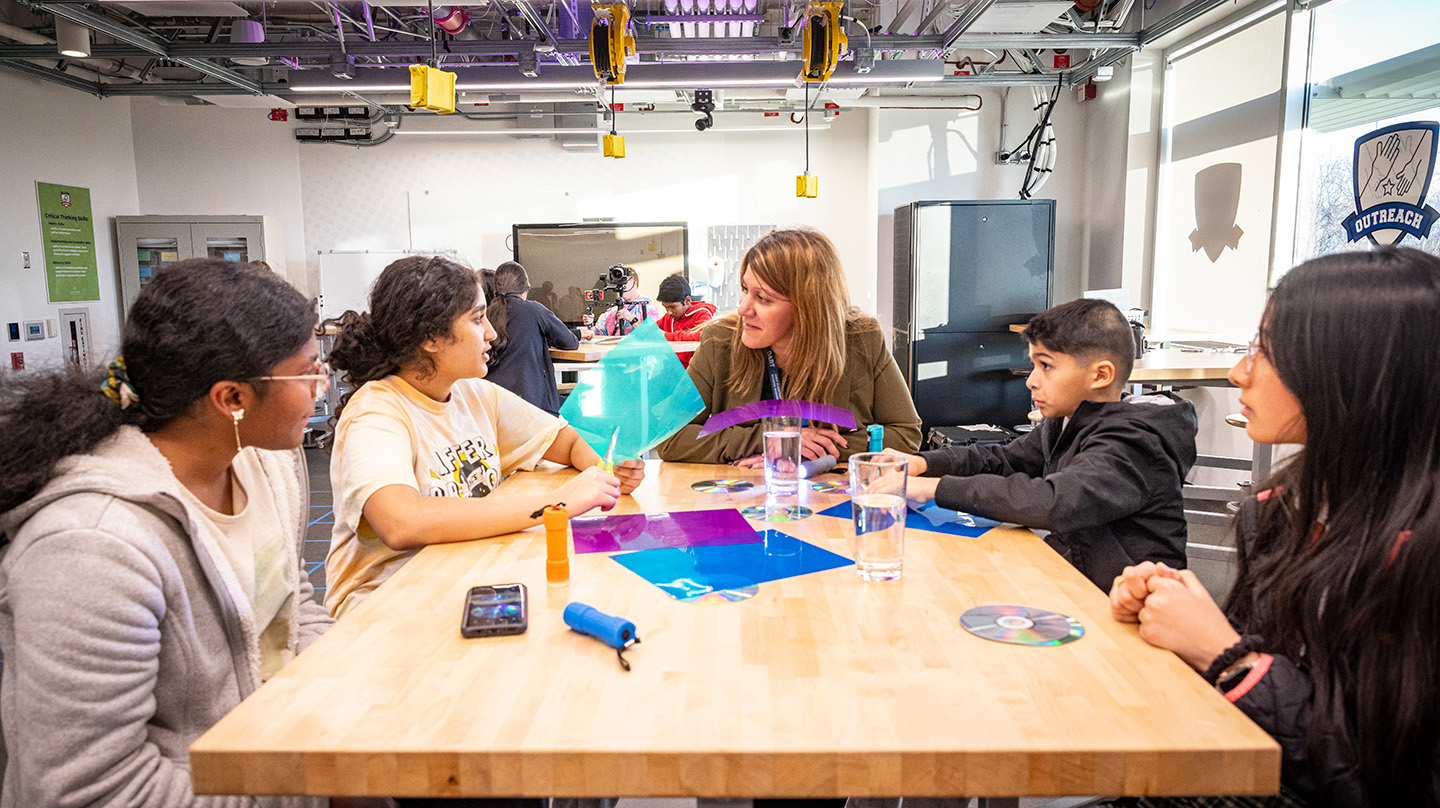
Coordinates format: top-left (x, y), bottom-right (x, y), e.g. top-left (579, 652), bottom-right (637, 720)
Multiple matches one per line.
top-left (892, 200), bottom-right (1055, 434)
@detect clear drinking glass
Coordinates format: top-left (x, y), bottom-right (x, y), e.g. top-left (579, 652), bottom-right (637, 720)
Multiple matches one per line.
top-left (849, 452), bottom-right (907, 581)
top-left (762, 415), bottom-right (802, 499)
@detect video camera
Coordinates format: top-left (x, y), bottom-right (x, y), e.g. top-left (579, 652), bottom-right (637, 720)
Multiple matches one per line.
top-left (583, 264), bottom-right (632, 325)
top-left (596, 264), bottom-right (630, 293)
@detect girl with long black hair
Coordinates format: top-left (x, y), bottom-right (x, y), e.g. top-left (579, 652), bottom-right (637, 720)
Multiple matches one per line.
top-left (322, 256), bottom-right (643, 619)
top-left (0, 260), bottom-right (338, 807)
top-left (1111, 246), bottom-right (1440, 807)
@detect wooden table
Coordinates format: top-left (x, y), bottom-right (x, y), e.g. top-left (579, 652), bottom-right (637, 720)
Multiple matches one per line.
top-left (1130, 348), bottom-right (1242, 386)
top-left (191, 462), bottom-right (1278, 800)
top-left (552, 341), bottom-right (701, 362)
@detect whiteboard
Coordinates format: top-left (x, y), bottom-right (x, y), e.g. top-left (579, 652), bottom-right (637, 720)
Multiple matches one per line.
top-left (317, 251), bottom-right (454, 321)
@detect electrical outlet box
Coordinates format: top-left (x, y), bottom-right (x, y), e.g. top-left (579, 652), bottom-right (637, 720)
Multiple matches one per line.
top-left (21, 251), bottom-right (30, 269)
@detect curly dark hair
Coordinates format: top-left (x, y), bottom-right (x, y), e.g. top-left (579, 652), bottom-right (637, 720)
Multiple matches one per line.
top-left (0, 259), bottom-right (316, 514)
top-left (322, 255), bottom-right (478, 417)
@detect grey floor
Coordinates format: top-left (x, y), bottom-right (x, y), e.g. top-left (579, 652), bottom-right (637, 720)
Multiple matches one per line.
top-left (303, 447), bottom-right (333, 601)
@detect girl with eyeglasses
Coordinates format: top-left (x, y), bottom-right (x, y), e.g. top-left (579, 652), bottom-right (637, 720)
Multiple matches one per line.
top-left (0, 259), bottom-right (344, 807)
top-left (1109, 246), bottom-right (1440, 808)
top-left (322, 256), bottom-right (643, 619)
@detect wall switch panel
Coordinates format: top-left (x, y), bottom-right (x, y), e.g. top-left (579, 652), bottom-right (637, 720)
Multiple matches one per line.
top-left (6, 323), bottom-right (17, 341)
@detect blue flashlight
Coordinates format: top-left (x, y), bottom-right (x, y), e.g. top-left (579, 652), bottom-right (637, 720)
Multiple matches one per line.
top-left (563, 602), bottom-right (641, 671)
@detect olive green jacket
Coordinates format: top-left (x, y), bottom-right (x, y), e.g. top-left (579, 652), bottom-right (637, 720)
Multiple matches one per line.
top-left (658, 318), bottom-right (922, 463)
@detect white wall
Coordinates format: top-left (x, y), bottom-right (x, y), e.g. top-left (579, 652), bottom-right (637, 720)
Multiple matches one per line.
top-left (129, 97), bottom-right (309, 293)
top-left (297, 109), bottom-right (879, 313)
top-left (873, 88), bottom-right (1093, 336)
top-left (0, 69), bottom-right (139, 369)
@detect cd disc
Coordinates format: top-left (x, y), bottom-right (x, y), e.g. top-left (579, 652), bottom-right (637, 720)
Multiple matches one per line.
top-left (691, 479), bottom-right (755, 493)
top-left (740, 504), bottom-right (813, 522)
top-left (677, 585), bottom-right (760, 603)
top-left (809, 480), bottom-right (849, 494)
top-left (959, 604), bottom-right (1084, 646)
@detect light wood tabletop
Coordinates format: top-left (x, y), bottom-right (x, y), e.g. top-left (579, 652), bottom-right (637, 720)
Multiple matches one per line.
top-left (191, 461), bottom-right (1278, 800)
top-left (552, 341), bottom-right (701, 362)
top-left (1130, 348), bottom-right (1242, 383)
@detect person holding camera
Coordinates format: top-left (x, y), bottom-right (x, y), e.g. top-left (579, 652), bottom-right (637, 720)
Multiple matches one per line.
top-left (580, 265), bottom-right (663, 339)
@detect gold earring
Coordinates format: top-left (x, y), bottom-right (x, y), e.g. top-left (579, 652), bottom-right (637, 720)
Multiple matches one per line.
top-left (232, 408), bottom-right (245, 452)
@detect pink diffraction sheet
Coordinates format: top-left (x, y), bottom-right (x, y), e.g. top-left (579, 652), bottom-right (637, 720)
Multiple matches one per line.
top-left (569, 508), bottom-right (762, 554)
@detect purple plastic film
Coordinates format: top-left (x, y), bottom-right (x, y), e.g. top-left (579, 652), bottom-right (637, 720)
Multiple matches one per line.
top-left (697, 398), bottom-right (859, 436)
top-left (570, 508), bottom-right (763, 554)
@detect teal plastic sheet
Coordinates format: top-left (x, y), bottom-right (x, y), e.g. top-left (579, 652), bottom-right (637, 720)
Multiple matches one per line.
top-left (609, 531), bottom-right (853, 599)
top-left (559, 319), bottom-right (706, 461)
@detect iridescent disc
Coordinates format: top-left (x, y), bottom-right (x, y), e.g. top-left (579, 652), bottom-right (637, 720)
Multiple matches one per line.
top-left (691, 478), bottom-right (756, 493)
top-left (959, 604), bottom-right (1084, 646)
top-left (809, 480), bottom-right (849, 494)
top-left (740, 505), bottom-right (814, 522)
top-left (676, 585), bottom-right (761, 603)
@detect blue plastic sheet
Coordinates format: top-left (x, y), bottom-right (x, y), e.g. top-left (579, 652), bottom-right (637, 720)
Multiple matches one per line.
top-left (559, 319), bottom-right (706, 461)
top-left (609, 531), bottom-right (853, 599)
top-left (816, 500), bottom-right (1000, 538)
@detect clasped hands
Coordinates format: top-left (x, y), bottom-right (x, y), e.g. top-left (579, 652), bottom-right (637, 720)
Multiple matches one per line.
top-left (1110, 560), bottom-right (1241, 673)
top-left (733, 425), bottom-right (847, 469)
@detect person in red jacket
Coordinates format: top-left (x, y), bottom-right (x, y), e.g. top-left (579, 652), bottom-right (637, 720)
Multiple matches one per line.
top-left (656, 273), bottom-right (717, 367)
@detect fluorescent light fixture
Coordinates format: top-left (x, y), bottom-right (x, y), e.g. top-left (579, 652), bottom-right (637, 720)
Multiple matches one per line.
top-left (287, 59), bottom-right (944, 94)
top-left (56, 18), bottom-right (90, 58)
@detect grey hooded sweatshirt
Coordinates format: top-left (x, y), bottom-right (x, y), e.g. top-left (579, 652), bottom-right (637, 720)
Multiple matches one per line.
top-left (0, 426), bottom-right (332, 807)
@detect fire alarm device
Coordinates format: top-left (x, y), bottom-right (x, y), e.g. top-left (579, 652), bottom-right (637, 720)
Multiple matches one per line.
top-left (269, 108), bottom-right (289, 122)
top-left (10, 352), bottom-right (23, 371)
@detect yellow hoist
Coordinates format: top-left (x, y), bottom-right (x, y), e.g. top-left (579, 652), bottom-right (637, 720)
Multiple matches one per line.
top-left (591, 3), bottom-right (636, 85)
top-left (800, 1), bottom-right (846, 83)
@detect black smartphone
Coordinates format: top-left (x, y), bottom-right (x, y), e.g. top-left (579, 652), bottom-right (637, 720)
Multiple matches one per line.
top-left (459, 583), bottom-right (528, 638)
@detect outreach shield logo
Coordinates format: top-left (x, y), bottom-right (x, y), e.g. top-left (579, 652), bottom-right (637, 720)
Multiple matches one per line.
top-left (1344, 121), bottom-right (1439, 246)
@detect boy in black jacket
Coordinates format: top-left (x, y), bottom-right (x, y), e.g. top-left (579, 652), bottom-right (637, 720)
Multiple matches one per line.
top-left (892, 298), bottom-right (1198, 590)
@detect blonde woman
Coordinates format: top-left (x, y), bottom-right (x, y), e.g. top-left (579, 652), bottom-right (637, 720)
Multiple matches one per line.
top-left (658, 228), bottom-right (921, 465)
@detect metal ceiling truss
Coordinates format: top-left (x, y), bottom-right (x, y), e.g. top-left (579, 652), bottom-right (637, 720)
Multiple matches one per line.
top-left (33, 1), bottom-right (262, 93)
top-left (0, 0), bottom-right (1241, 97)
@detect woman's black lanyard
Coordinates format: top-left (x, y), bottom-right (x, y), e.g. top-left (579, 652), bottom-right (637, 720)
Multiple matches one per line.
top-left (763, 348), bottom-right (783, 401)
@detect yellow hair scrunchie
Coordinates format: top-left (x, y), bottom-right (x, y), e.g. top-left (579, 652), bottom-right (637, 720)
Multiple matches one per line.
top-left (100, 356), bottom-right (140, 410)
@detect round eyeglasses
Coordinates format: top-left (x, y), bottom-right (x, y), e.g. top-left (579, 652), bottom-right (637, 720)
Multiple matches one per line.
top-left (251, 361), bottom-right (332, 400)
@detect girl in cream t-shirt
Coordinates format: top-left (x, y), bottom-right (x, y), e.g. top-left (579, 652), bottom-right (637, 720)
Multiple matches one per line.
top-left (322, 256), bottom-right (645, 619)
top-left (326, 375), bottom-right (563, 617)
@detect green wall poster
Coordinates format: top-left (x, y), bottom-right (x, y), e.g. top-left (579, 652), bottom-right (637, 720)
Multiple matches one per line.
top-left (36, 181), bottom-right (100, 303)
